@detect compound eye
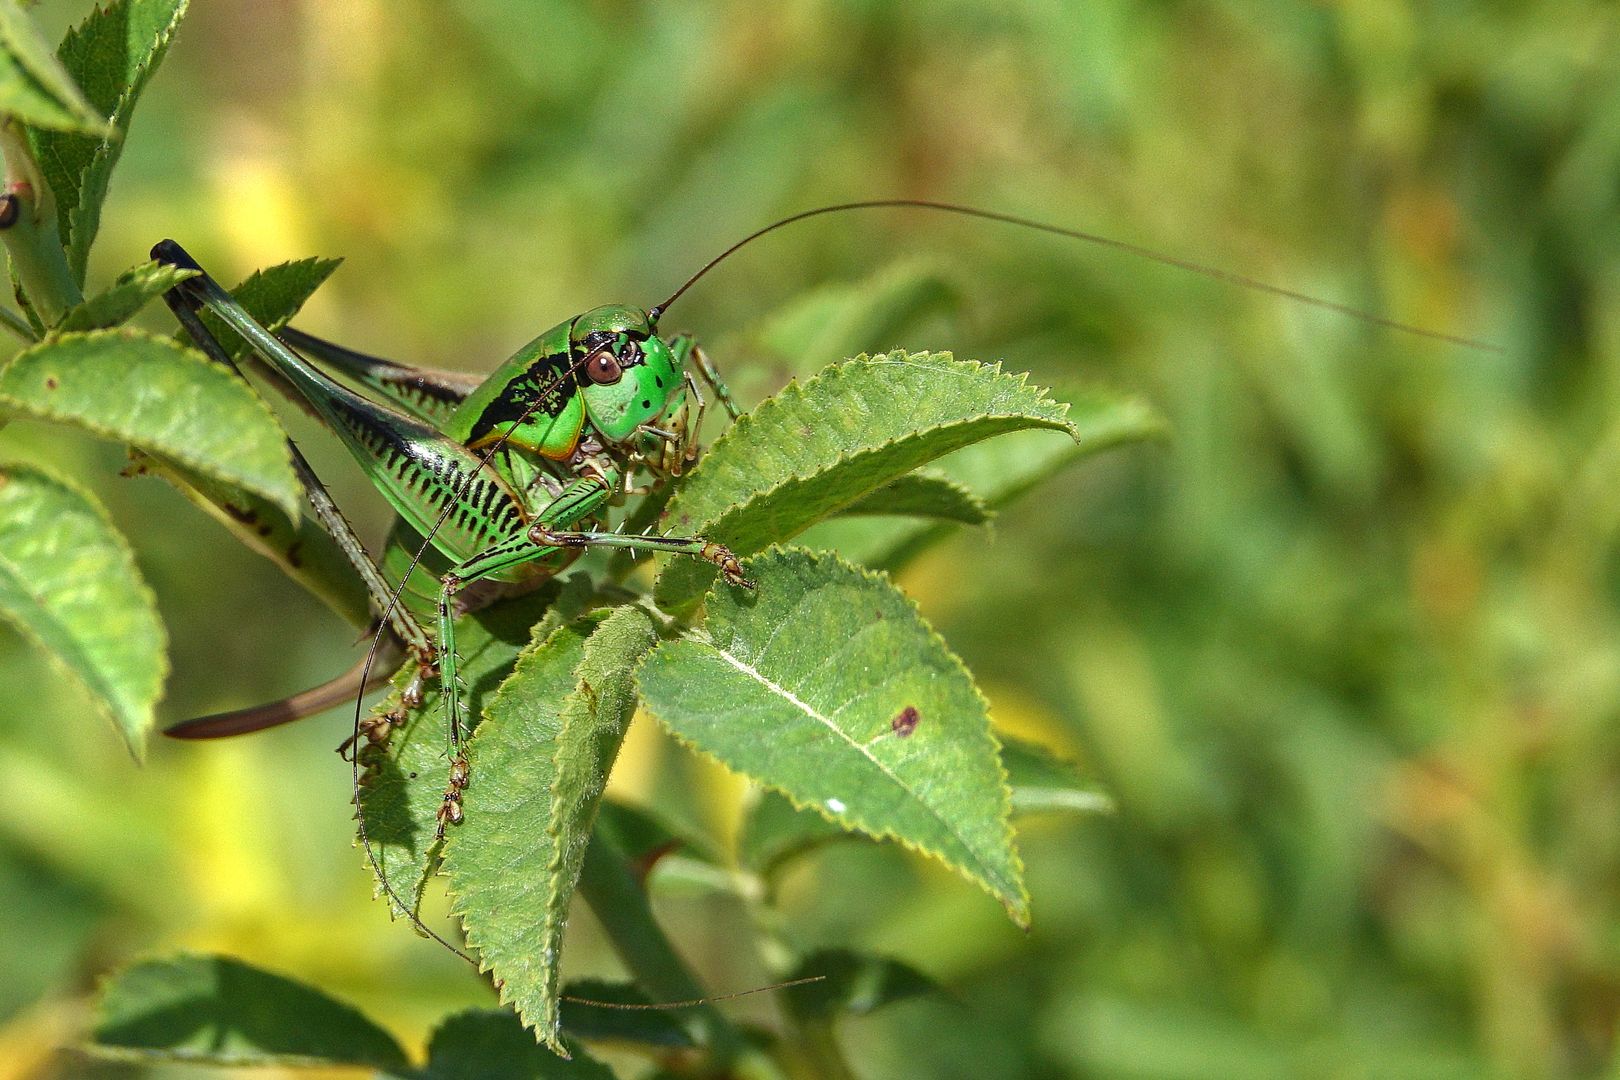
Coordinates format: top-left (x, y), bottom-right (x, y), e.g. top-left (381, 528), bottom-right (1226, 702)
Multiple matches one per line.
top-left (585, 347), bottom-right (623, 385)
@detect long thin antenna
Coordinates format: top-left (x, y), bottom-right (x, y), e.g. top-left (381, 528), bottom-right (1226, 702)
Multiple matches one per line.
top-left (649, 199), bottom-right (1499, 354)
top-left (561, 975), bottom-right (825, 1010)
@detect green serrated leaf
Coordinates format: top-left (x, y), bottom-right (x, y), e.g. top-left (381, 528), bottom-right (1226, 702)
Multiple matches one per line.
top-left (87, 953), bottom-right (408, 1070)
top-left (0, 2), bottom-right (110, 135)
top-left (558, 979), bottom-right (695, 1050)
top-left (195, 256), bottom-right (341, 363)
top-left (656, 351), bottom-right (1081, 608)
top-left (27, 0), bottom-right (187, 281)
top-left (740, 734), bottom-right (1111, 878)
top-left (410, 1009), bottom-right (615, 1078)
top-left (836, 468), bottom-right (990, 524)
top-left (0, 329), bottom-right (301, 520)
top-left (54, 260), bottom-right (195, 332)
top-left (782, 948), bottom-right (942, 1021)
top-left (357, 587), bottom-right (563, 918)
top-left (444, 606), bottom-right (659, 1052)
top-left (640, 547), bottom-right (1028, 924)
top-left (928, 387), bottom-right (1164, 505)
top-left (0, 463), bottom-right (163, 757)
top-left (804, 391), bottom-right (1162, 569)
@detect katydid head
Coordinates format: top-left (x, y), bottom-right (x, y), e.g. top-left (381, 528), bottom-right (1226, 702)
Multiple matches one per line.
top-left (569, 304), bottom-right (686, 443)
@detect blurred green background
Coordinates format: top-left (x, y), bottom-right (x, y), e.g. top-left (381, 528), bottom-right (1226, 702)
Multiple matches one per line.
top-left (2, 1), bottom-right (1616, 1077)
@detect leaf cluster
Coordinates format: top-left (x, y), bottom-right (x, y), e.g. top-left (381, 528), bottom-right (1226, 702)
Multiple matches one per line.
top-left (0, 2), bottom-right (1155, 1073)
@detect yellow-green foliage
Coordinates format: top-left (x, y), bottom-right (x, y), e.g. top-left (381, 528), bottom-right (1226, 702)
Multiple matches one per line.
top-left (0, 2), bottom-right (1610, 1078)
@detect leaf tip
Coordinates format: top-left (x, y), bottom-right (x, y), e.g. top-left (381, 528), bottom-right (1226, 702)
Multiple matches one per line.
top-left (1005, 889), bottom-right (1033, 930)
top-left (540, 1027), bottom-right (570, 1059)
top-left (121, 725), bottom-right (149, 763)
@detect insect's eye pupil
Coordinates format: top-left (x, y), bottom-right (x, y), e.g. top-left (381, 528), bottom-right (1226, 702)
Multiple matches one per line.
top-left (586, 349), bottom-right (623, 385)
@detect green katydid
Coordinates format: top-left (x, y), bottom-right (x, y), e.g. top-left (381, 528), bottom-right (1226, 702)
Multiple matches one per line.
top-left (154, 240), bottom-right (753, 841)
top-left (155, 200), bottom-right (1496, 953)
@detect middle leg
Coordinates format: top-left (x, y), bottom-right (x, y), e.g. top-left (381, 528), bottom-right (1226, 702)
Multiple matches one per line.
top-left (428, 470), bottom-right (751, 837)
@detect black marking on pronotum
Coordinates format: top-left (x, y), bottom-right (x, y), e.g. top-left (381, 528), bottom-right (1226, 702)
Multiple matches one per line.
top-left (465, 354), bottom-right (579, 446)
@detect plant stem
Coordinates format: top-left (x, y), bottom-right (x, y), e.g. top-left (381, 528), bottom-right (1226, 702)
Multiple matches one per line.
top-left (734, 867), bottom-right (865, 1080)
top-left (0, 119), bottom-right (81, 326)
top-left (0, 304), bottom-right (34, 340)
top-left (578, 826), bottom-right (748, 1070)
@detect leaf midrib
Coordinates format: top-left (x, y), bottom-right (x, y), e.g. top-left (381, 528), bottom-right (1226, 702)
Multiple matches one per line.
top-left (693, 411), bottom-right (1070, 539)
top-left (0, 541), bottom-right (130, 729)
top-left (707, 642), bottom-right (1001, 888)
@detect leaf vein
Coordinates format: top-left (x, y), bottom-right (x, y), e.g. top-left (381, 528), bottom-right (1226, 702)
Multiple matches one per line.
top-left (708, 644), bottom-right (987, 876)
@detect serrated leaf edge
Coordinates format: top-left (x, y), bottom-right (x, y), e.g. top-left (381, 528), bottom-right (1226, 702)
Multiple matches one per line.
top-left (531, 610), bottom-right (656, 1034)
top-left (0, 328), bottom-right (302, 520)
top-left (353, 586), bottom-right (585, 921)
top-left (84, 949), bottom-right (408, 1069)
top-left (63, 0), bottom-right (190, 280)
top-left (655, 353), bottom-right (1081, 606)
top-left (233, 256), bottom-right (344, 314)
top-left (667, 350), bottom-right (1081, 537)
top-left (352, 667), bottom-right (438, 921)
top-left (0, 5), bottom-right (111, 135)
top-left (440, 614), bottom-right (604, 1052)
top-left (54, 261), bottom-right (198, 333)
top-left (641, 545), bottom-right (1030, 926)
top-left (0, 460), bottom-right (166, 758)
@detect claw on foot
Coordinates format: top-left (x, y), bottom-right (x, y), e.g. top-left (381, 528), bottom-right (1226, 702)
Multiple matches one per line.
top-left (435, 753), bottom-right (471, 840)
top-left (401, 668), bottom-right (429, 709)
top-left (702, 542), bottom-right (753, 588)
top-left (337, 707), bottom-right (402, 760)
top-left (528, 524), bottom-right (588, 548)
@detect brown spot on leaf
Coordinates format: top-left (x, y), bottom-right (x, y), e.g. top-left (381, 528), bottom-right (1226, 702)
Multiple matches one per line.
top-left (43, 376), bottom-right (57, 390)
top-left (892, 705), bottom-right (920, 737)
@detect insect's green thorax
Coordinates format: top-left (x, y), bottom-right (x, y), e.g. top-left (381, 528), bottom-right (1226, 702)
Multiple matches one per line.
top-left (447, 304), bottom-right (685, 458)
top-left (446, 317), bottom-right (580, 458)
